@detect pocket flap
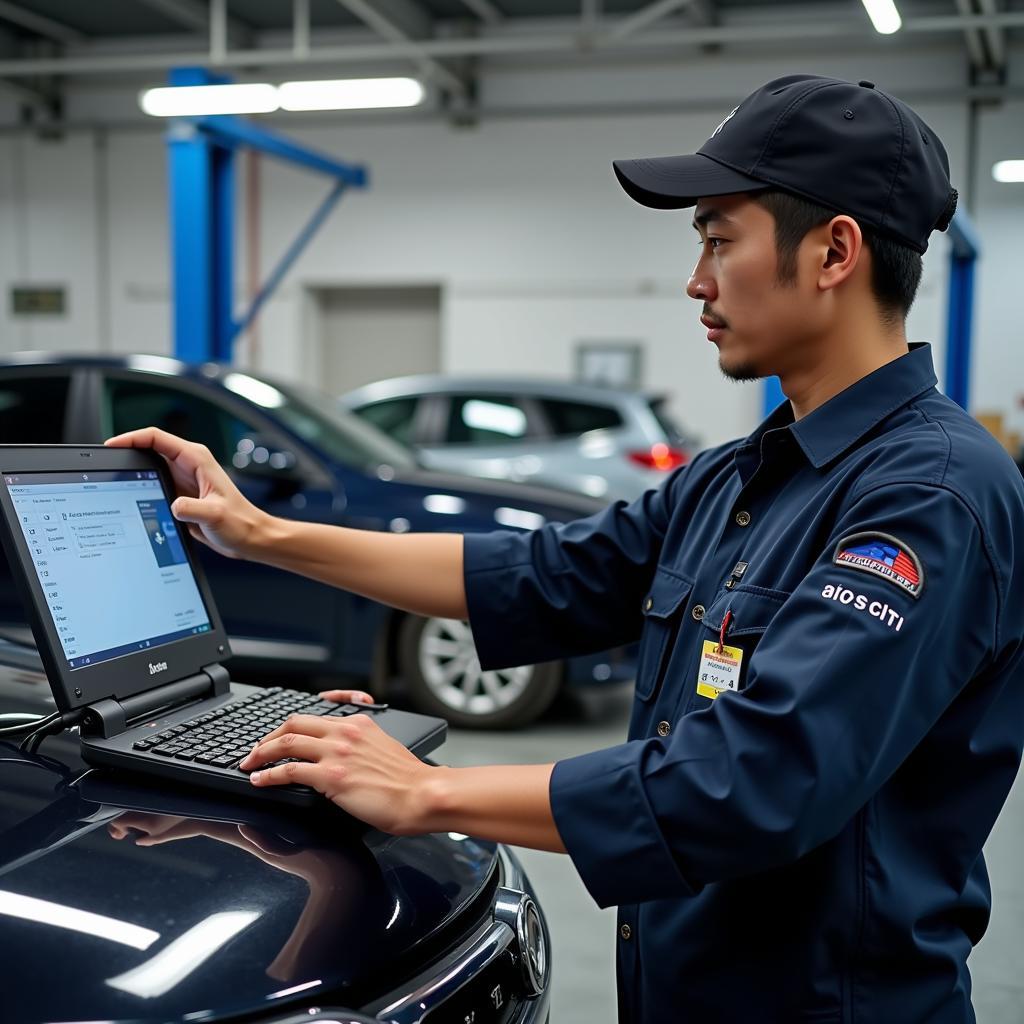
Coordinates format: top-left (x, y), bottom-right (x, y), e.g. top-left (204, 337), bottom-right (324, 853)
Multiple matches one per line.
top-left (642, 568), bottom-right (694, 620)
top-left (703, 585), bottom-right (791, 635)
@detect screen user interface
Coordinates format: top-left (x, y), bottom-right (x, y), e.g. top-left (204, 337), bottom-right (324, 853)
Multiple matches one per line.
top-left (4, 470), bottom-right (212, 670)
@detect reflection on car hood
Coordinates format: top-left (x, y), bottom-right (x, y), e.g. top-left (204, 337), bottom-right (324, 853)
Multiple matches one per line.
top-left (388, 464), bottom-right (607, 518)
top-left (0, 671), bottom-right (498, 1023)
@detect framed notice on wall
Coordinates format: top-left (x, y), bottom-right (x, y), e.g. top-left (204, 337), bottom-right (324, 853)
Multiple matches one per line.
top-left (11, 286), bottom-right (67, 316)
top-left (574, 342), bottom-right (643, 390)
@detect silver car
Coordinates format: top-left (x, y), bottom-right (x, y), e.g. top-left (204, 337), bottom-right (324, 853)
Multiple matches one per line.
top-left (340, 375), bottom-right (695, 503)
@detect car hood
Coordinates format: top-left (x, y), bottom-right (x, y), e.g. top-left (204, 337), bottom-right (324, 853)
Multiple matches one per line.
top-left (0, 661), bottom-right (499, 1023)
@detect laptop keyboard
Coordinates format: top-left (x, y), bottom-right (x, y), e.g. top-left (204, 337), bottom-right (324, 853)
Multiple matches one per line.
top-left (129, 687), bottom-right (384, 771)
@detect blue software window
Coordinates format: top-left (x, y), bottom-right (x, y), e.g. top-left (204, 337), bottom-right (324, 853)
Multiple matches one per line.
top-left (137, 500), bottom-right (187, 567)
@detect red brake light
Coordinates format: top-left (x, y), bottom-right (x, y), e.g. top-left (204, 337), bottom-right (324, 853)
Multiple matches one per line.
top-left (628, 444), bottom-right (688, 471)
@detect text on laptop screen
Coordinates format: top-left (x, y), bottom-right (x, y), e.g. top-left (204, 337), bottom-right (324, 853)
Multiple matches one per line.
top-left (4, 470), bottom-right (212, 670)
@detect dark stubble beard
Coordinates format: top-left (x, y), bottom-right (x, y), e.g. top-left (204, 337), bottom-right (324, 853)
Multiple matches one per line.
top-left (719, 358), bottom-right (762, 383)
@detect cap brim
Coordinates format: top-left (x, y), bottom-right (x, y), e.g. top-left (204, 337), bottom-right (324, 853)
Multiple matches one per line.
top-left (613, 154), bottom-right (770, 209)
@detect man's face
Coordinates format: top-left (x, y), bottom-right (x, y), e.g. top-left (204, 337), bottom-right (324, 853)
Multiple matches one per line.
top-left (687, 193), bottom-right (820, 381)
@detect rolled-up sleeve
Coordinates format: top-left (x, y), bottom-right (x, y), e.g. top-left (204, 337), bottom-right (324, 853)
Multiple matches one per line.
top-left (550, 482), bottom-right (1000, 908)
top-left (463, 471), bottom-right (683, 669)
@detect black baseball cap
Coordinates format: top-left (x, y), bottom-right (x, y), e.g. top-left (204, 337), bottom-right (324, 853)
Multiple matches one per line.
top-left (613, 74), bottom-right (958, 253)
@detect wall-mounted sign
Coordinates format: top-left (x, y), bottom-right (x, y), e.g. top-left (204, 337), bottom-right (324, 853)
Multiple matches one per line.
top-left (575, 341), bottom-right (643, 390)
top-left (11, 286), bottom-right (67, 316)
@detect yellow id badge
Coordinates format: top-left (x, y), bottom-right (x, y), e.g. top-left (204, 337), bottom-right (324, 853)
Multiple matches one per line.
top-left (696, 640), bottom-right (744, 700)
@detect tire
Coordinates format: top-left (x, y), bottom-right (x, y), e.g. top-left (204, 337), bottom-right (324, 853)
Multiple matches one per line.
top-left (398, 615), bottom-right (561, 729)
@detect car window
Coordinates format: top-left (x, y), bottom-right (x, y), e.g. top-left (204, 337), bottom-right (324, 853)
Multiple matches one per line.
top-left (445, 395), bottom-right (530, 445)
top-left (272, 383), bottom-right (416, 470)
top-left (648, 398), bottom-right (686, 444)
top-left (102, 377), bottom-right (261, 466)
top-left (0, 375), bottom-right (70, 443)
top-left (356, 397), bottom-right (419, 446)
top-left (538, 398), bottom-right (622, 437)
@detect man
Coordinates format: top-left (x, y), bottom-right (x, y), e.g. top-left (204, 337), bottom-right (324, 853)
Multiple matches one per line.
top-left (110, 75), bottom-right (1024, 1022)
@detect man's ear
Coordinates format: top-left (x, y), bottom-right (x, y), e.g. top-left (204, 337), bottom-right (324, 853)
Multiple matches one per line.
top-left (816, 215), bottom-right (863, 293)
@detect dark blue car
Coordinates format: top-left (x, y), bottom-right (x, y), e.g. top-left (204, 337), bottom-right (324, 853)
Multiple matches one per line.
top-left (0, 355), bottom-right (634, 727)
top-left (0, 640), bottom-right (551, 1023)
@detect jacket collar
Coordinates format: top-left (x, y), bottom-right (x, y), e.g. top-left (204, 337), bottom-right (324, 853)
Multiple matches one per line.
top-left (747, 343), bottom-right (938, 470)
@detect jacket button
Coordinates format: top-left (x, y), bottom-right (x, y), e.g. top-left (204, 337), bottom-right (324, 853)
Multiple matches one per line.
top-left (735, 510), bottom-right (751, 527)
top-left (620, 923), bottom-right (632, 940)
top-left (644, 597), bottom-right (653, 611)
top-left (691, 604), bottom-right (705, 621)
top-left (657, 720), bottom-right (671, 737)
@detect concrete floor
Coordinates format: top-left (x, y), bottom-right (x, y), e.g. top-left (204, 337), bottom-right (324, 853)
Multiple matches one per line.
top-left (441, 684), bottom-right (1024, 1024)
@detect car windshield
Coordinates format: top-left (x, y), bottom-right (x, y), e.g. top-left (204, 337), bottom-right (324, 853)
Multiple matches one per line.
top-left (269, 382), bottom-right (418, 471)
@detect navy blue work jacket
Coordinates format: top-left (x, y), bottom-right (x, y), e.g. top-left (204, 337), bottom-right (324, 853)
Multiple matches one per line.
top-left (464, 345), bottom-right (1024, 1024)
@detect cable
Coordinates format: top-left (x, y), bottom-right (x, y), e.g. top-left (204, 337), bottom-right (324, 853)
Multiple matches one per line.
top-left (0, 711), bottom-right (60, 737)
top-left (18, 710), bottom-right (85, 754)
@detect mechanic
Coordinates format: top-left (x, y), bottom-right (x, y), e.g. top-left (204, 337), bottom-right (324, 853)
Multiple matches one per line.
top-left (109, 75), bottom-right (1024, 1023)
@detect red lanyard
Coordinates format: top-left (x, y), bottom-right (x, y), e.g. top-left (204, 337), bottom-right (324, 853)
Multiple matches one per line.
top-left (718, 610), bottom-right (733, 653)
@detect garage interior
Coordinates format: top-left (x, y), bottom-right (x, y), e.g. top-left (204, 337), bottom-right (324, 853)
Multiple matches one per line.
top-left (0, 2), bottom-right (1022, 1022)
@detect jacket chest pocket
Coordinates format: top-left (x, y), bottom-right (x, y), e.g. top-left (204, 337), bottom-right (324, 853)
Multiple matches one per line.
top-left (686, 585), bottom-right (791, 710)
top-left (635, 569), bottom-right (694, 702)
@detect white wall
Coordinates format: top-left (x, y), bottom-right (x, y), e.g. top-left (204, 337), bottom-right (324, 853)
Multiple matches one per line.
top-left (0, 42), bottom-right (1018, 448)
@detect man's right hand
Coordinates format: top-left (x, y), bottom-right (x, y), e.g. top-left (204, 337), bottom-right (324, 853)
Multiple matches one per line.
top-left (105, 427), bottom-right (270, 560)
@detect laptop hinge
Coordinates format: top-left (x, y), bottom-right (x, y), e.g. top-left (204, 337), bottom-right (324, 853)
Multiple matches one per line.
top-left (82, 664), bottom-right (231, 739)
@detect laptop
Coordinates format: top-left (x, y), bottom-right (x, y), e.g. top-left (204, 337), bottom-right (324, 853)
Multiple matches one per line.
top-left (0, 444), bottom-right (447, 808)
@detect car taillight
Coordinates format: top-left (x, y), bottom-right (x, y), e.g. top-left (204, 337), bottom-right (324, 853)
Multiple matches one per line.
top-left (628, 444), bottom-right (689, 471)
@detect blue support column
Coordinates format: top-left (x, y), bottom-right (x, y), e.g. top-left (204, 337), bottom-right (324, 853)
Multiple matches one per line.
top-left (211, 142), bottom-right (235, 361)
top-left (169, 122), bottom-right (216, 363)
top-left (166, 67), bottom-right (368, 365)
top-left (944, 212), bottom-right (981, 411)
top-left (762, 374), bottom-right (786, 418)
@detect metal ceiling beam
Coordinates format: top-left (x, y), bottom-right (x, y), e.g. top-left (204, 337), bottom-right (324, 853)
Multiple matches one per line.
top-left (458, 0), bottom-right (503, 23)
top-left (0, 75), bottom-right (50, 110)
top-left (293, 0), bottom-right (311, 58)
top-left (210, 0), bottom-right (230, 61)
top-left (335, 0), bottom-right (467, 95)
top-left (1, 11), bottom-right (1023, 76)
top-left (605, 0), bottom-right (696, 42)
top-left (953, 0), bottom-right (988, 66)
top-left (134, 0), bottom-right (251, 49)
top-left (976, 0), bottom-right (1006, 69)
top-left (0, 1), bottom-right (84, 45)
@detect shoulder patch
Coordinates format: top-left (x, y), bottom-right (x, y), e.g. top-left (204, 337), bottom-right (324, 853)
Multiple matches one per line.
top-left (832, 531), bottom-right (924, 599)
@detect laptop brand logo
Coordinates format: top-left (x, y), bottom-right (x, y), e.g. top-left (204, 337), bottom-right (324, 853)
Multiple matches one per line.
top-left (148, 661), bottom-right (168, 675)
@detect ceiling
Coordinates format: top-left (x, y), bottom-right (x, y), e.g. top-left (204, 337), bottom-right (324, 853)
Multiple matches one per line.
top-left (0, 0), bottom-right (1020, 122)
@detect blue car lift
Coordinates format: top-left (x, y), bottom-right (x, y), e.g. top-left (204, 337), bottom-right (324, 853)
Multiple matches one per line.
top-left (167, 68), bottom-right (368, 364)
top-left (762, 209), bottom-right (981, 416)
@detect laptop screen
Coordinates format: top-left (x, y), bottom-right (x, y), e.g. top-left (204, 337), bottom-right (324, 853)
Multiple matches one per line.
top-left (3, 470), bottom-right (212, 671)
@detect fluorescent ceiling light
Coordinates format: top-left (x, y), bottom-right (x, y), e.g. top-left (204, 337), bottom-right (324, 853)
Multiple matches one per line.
top-left (993, 160), bottom-right (1024, 183)
top-left (861, 0), bottom-right (901, 33)
top-left (279, 77), bottom-right (424, 111)
top-left (140, 83), bottom-right (278, 117)
top-left (860, 0), bottom-right (901, 33)
top-left (0, 889), bottom-right (160, 950)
